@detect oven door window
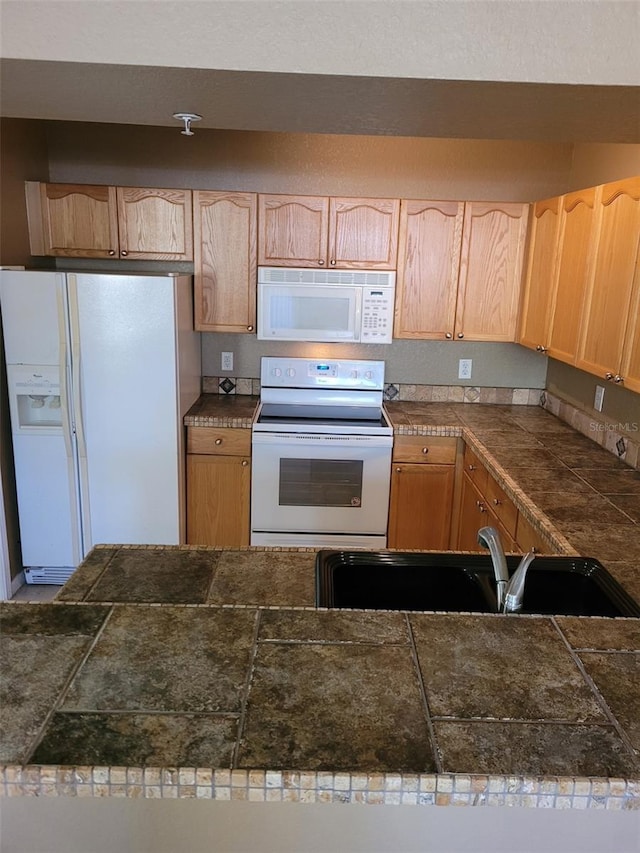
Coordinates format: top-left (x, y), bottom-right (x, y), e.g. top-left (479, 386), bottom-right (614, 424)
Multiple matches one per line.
top-left (279, 458), bottom-right (363, 508)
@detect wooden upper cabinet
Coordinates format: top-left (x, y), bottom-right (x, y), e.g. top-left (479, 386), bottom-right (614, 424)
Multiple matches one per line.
top-left (621, 259), bottom-right (640, 393)
top-left (518, 196), bottom-right (562, 352)
top-left (258, 194), bottom-right (329, 267)
top-left (116, 187), bottom-right (193, 260)
top-left (455, 202), bottom-right (529, 341)
top-left (257, 194), bottom-right (399, 269)
top-left (546, 187), bottom-right (598, 365)
top-left (576, 177), bottom-right (640, 384)
top-left (194, 190), bottom-right (257, 333)
top-left (394, 200), bottom-right (464, 339)
top-left (26, 182), bottom-right (119, 258)
top-left (328, 197), bottom-right (400, 269)
top-left (25, 181), bottom-right (193, 260)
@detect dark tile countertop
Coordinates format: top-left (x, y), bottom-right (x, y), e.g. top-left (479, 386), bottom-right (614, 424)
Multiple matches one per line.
top-left (2, 398), bottom-right (639, 807)
top-left (2, 545), bottom-right (640, 807)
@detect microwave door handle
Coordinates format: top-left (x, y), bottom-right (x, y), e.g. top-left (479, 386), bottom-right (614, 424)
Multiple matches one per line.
top-left (354, 288), bottom-right (363, 340)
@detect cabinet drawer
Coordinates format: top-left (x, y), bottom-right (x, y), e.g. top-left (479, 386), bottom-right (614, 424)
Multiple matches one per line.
top-left (186, 427), bottom-right (251, 456)
top-left (392, 435), bottom-right (457, 464)
top-left (484, 478), bottom-right (518, 538)
top-left (516, 513), bottom-right (551, 555)
top-left (462, 445), bottom-right (488, 492)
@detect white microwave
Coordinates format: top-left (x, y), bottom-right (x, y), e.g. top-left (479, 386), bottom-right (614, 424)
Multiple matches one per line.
top-left (257, 267), bottom-right (396, 344)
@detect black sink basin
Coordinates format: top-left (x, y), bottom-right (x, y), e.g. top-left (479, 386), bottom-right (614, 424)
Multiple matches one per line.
top-left (315, 551), bottom-right (640, 617)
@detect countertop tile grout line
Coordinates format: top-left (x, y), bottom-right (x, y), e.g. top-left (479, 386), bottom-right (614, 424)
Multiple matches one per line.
top-left (203, 552), bottom-right (222, 603)
top-left (20, 604), bottom-right (117, 765)
top-left (550, 617), bottom-right (639, 765)
top-left (79, 548), bottom-right (121, 602)
top-left (405, 613), bottom-right (443, 775)
top-left (231, 608), bottom-right (263, 769)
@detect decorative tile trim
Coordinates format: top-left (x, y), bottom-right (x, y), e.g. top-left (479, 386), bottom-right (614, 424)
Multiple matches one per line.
top-left (542, 391), bottom-right (640, 471)
top-left (1, 766), bottom-right (637, 809)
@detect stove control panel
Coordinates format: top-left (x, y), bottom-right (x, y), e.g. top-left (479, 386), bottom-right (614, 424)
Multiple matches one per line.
top-left (261, 357), bottom-right (385, 390)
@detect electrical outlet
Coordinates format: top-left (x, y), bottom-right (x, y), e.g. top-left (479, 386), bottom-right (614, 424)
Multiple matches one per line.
top-left (458, 358), bottom-right (472, 380)
top-left (594, 385), bottom-right (605, 412)
top-left (221, 351), bottom-right (233, 372)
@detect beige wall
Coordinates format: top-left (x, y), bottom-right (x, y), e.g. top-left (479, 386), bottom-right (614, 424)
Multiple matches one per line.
top-left (0, 118), bottom-right (49, 266)
top-left (568, 143), bottom-right (640, 190)
top-left (45, 122), bottom-right (573, 202)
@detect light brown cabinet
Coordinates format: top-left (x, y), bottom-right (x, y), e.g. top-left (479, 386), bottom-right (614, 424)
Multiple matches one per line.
top-left (186, 427), bottom-right (251, 547)
top-left (455, 444), bottom-right (550, 554)
top-left (546, 187), bottom-right (599, 365)
top-left (394, 200), bottom-right (529, 341)
top-left (387, 436), bottom-right (457, 550)
top-left (518, 196), bottom-right (562, 353)
top-left (394, 200), bottom-right (464, 339)
top-left (258, 194), bottom-right (400, 269)
top-left (194, 190), bottom-right (257, 333)
top-left (576, 177), bottom-right (640, 389)
top-left (25, 181), bottom-right (193, 260)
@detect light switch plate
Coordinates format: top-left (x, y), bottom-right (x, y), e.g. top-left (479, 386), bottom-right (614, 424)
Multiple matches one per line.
top-left (221, 351), bottom-right (234, 372)
top-left (594, 385), bottom-right (605, 412)
top-left (458, 358), bottom-right (472, 380)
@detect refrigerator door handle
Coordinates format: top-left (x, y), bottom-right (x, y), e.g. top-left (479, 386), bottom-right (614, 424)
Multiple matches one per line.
top-left (67, 275), bottom-right (88, 460)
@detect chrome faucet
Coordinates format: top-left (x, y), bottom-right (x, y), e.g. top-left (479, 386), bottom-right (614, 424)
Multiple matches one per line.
top-left (477, 526), bottom-right (536, 614)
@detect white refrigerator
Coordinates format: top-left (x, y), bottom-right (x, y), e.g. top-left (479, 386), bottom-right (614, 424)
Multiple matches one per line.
top-left (0, 271), bottom-right (201, 583)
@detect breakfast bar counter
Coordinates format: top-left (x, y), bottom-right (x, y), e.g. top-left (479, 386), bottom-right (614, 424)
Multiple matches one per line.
top-left (2, 400), bottom-right (639, 809)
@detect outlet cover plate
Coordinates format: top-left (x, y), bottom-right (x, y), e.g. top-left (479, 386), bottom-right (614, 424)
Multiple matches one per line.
top-left (594, 385), bottom-right (605, 412)
top-left (458, 358), bottom-right (472, 380)
top-left (221, 351), bottom-right (234, 372)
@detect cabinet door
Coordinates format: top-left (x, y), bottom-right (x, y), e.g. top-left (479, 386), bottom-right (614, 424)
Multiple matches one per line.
top-left (621, 260), bottom-right (640, 393)
top-left (258, 194), bottom-right (329, 267)
top-left (394, 200), bottom-right (464, 339)
top-left (116, 187), bottom-right (193, 260)
top-left (194, 190), bottom-right (257, 333)
top-left (328, 197), bottom-right (400, 269)
top-left (518, 196), bottom-right (562, 352)
top-left (33, 182), bottom-right (119, 258)
top-left (456, 474), bottom-right (516, 552)
top-left (388, 463), bottom-right (455, 550)
top-left (455, 202), bottom-right (529, 341)
top-left (186, 454), bottom-right (251, 547)
top-left (547, 187), bottom-right (598, 365)
top-left (576, 178), bottom-right (640, 381)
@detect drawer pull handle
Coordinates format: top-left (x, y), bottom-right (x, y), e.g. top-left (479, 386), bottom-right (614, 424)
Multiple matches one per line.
top-left (215, 438), bottom-right (223, 445)
top-left (422, 447), bottom-right (429, 455)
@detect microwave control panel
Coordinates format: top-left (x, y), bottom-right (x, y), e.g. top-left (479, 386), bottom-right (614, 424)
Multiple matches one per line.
top-left (361, 287), bottom-right (394, 343)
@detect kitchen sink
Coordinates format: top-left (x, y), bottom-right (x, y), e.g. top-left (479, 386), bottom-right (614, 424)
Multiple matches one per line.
top-left (315, 551), bottom-right (640, 617)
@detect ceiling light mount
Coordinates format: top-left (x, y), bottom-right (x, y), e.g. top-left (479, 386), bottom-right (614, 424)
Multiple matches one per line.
top-left (172, 112), bottom-right (202, 136)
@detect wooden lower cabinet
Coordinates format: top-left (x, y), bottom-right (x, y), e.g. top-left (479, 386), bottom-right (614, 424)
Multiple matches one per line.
top-left (387, 436), bottom-right (457, 549)
top-left (456, 474), bottom-right (517, 552)
top-left (388, 463), bottom-right (455, 550)
top-left (186, 427), bottom-right (251, 547)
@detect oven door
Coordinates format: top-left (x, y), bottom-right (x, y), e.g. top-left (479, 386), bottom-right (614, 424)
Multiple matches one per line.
top-left (251, 431), bottom-right (392, 547)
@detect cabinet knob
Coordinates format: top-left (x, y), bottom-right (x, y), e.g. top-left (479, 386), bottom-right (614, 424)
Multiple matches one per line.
top-left (613, 375), bottom-right (624, 384)
top-left (539, 346), bottom-right (548, 353)
top-left (493, 498), bottom-right (501, 506)
top-left (247, 325), bottom-right (254, 331)
top-left (605, 372), bottom-right (614, 381)
top-left (120, 250), bottom-right (128, 257)
top-left (215, 438), bottom-right (223, 445)
top-left (108, 249), bottom-right (116, 256)
top-left (330, 259), bottom-right (336, 266)
top-left (396, 467), bottom-right (402, 473)
top-left (421, 447), bottom-right (429, 455)
top-left (457, 333), bottom-right (464, 339)
top-left (318, 259), bottom-right (325, 265)
top-left (477, 501), bottom-right (487, 513)
top-left (468, 464), bottom-right (476, 471)
top-left (241, 459), bottom-right (248, 467)
top-left (445, 332), bottom-right (453, 340)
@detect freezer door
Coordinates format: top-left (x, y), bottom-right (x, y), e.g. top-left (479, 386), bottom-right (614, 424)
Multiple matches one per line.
top-left (0, 271), bottom-right (65, 365)
top-left (69, 273), bottom-right (182, 551)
